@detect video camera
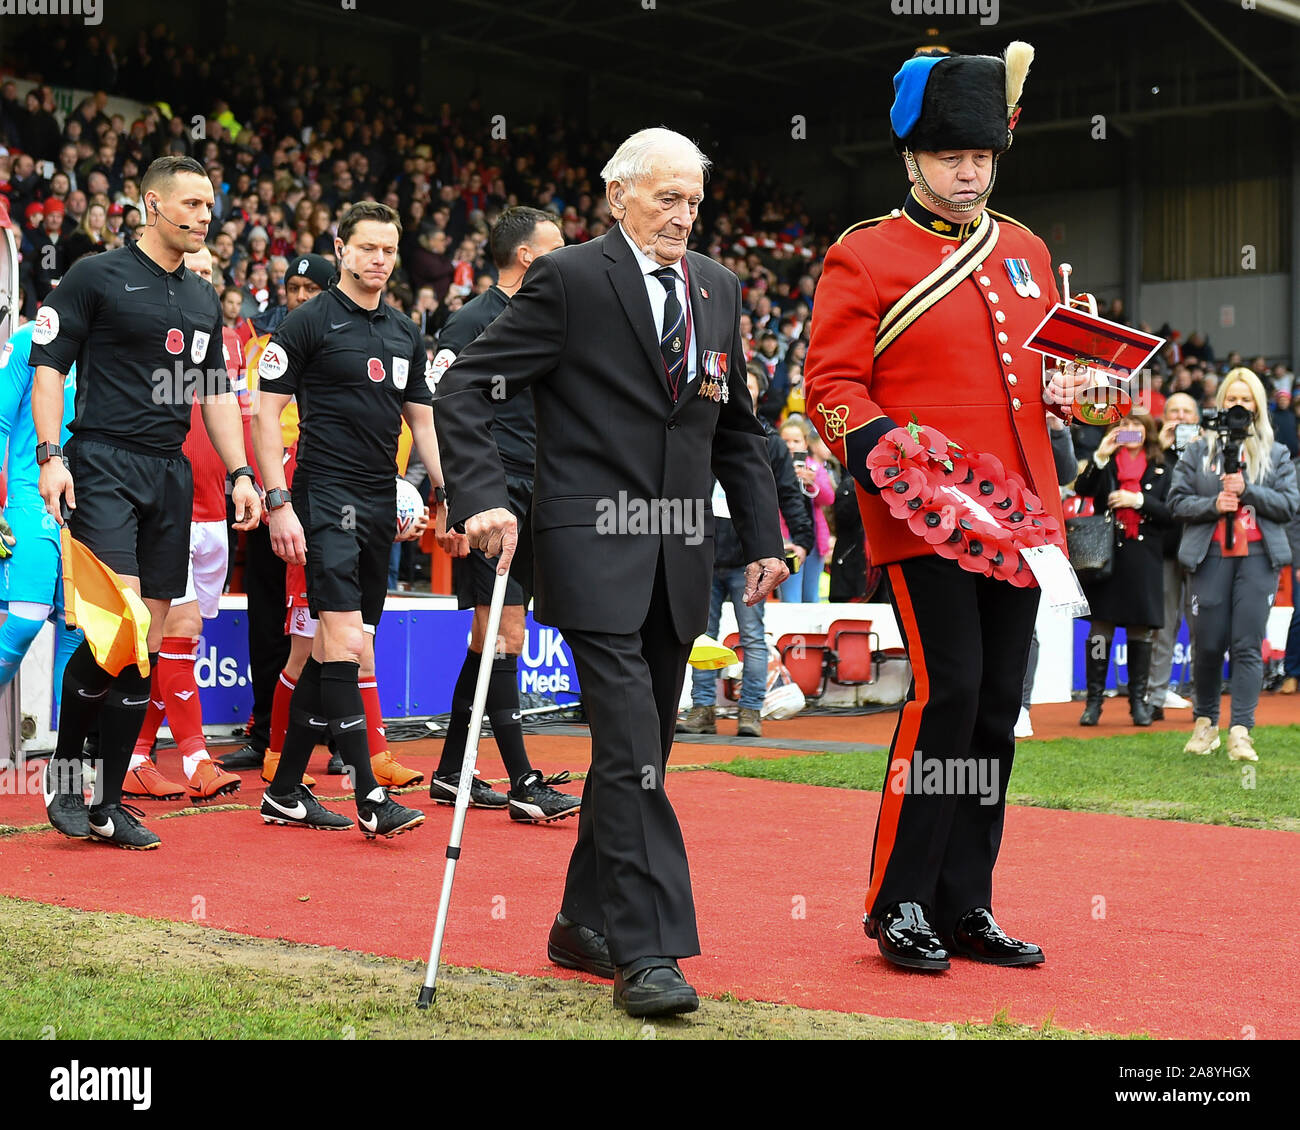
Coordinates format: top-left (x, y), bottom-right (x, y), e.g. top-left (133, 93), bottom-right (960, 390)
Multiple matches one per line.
top-left (1201, 403), bottom-right (1254, 549)
top-left (1201, 404), bottom-right (1254, 468)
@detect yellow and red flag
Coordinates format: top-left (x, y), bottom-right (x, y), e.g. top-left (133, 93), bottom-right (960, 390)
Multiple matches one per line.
top-left (60, 529), bottom-right (151, 677)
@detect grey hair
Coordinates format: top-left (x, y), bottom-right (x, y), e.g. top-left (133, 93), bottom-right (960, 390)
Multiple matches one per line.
top-left (601, 127), bottom-right (711, 189)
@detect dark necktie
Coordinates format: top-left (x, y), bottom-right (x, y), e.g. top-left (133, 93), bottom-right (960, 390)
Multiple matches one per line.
top-left (654, 267), bottom-right (686, 395)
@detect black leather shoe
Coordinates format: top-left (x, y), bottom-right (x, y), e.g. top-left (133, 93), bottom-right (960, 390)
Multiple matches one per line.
top-left (863, 901), bottom-right (949, 971)
top-left (944, 907), bottom-right (1044, 966)
top-left (613, 957), bottom-right (699, 1017)
top-left (218, 743), bottom-right (264, 771)
top-left (548, 914), bottom-right (615, 979)
top-left (1149, 705), bottom-right (1165, 721)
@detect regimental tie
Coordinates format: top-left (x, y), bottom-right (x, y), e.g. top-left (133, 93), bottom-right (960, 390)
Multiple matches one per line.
top-left (654, 267), bottom-right (686, 399)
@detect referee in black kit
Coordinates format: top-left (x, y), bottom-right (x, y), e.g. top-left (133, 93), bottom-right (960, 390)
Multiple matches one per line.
top-left (426, 206), bottom-right (580, 822)
top-left (252, 200), bottom-right (440, 839)
top-left (32, 155), bottom-right (262, 850)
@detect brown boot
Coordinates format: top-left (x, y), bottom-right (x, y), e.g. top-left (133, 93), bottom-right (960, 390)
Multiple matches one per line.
top-left (676, 705), bottom-right (716, 734)
top-left (737, 708), bottom-right (763, 737)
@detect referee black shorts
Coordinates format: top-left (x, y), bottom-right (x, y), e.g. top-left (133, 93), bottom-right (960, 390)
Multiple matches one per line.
top-left (296, 472), bottom-right (391, 626)
top-left (66, 436), bottom-right (194, 600)
top-left (454, 471), bottom-right (534, 610)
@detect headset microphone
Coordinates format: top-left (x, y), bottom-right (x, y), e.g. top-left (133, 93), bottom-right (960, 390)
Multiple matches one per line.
top-left (151, 199), bottom-right (191, 230)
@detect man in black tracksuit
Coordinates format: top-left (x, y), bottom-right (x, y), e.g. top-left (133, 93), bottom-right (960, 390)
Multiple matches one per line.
top-left (679, 364), bottom-right (813, 738)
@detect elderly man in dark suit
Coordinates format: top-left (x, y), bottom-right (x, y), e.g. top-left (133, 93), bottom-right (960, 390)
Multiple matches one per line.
top-left (434, 127), bottom-right (787, 1017)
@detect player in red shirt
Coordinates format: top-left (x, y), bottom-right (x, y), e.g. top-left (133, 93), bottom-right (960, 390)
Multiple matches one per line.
top-left (125, 245), bottom-right (244, 803)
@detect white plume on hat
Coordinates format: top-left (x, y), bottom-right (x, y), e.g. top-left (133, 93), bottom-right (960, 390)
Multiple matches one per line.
top-left (1004, 41), bottom-right (1034, 114)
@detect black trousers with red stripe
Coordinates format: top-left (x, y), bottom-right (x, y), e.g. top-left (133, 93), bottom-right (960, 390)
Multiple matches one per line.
top-left (867, 554), bottom-right (1040, 936)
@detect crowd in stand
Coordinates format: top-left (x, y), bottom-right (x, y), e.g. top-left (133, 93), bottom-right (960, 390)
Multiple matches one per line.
top-left (1, 22), bottom-right (1297, 748)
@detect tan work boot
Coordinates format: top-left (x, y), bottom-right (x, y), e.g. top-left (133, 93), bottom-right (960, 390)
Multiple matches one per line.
top-left (1226, 725), bottom-right (1257, 762)
top-left (1183, 716), bottom-right (1220, 756)
top-left (676, 705), bottom-right (716, 734)
top-left (737, 708), bottom-right (763, 737)
top-left (1280, 676), bottom-right (1298, 695)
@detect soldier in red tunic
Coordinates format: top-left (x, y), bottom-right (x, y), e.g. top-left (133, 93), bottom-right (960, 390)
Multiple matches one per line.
top-left (806, 41), bottom-right (1089, 972)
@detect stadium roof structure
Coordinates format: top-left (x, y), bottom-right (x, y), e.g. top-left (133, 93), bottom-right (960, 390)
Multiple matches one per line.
top-left (390, 0), bottom-right (1300, 144)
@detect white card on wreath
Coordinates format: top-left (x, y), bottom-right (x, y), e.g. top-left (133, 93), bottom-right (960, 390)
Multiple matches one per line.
top-left (1022, 545), bottom-right (1090, 619)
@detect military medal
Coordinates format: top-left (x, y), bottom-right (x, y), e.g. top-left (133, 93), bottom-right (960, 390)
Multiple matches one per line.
top-left (700, 349), bottom-right (730, 404)
top-left (1023, 259), bottom-right (1041, 299)
top-left (1004, 258), bottom-right (1030, 298)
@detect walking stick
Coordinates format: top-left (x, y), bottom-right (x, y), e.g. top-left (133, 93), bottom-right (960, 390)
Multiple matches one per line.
top-left (417, 564), bottom-right (510, 1008)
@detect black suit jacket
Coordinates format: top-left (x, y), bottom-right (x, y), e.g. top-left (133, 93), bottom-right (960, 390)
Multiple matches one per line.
top-left (435, 227), bottom-right (783, 641)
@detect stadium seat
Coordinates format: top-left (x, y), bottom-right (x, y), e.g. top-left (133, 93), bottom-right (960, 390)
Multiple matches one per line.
top-left (721, 633), bottom-right (745, 702)
top-left (826, 619), bottom-right (878, 687)
top-left (778, 631), bottom-right (829, 699)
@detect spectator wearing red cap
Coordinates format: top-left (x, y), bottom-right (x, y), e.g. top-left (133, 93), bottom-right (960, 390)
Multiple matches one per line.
top-left (29, 197), bottom-right (68, 305)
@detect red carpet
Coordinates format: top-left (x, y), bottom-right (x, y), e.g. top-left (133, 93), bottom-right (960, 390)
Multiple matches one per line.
top-left (0, 766), bottom-right (1295, 1038)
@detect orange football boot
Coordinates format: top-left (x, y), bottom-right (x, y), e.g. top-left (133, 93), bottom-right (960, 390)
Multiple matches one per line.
top-left (187, 758), bottom-right (241, 803)
top-left (371, 749), bottom-right (424, 788)
top-left (123, 762), bottom-right (186, 801)
top-left (261, 750), bottom-right (316, 787)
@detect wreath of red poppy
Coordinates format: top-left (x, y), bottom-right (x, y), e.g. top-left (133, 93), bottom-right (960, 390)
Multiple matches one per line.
top-left (866, 421), bottom-right (1062, 587)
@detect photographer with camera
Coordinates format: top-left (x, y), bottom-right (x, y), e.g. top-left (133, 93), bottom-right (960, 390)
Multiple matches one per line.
top-left (1168, 369), bottom-right (1299, 761)
top-left (1074, 412), bottom-right (1173, 727)
top-left (1147, 392), bottom-right (1202, 718)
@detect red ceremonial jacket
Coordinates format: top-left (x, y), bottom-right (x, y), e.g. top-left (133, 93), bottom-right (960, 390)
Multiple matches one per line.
top-left (805, 190), bottom-right (1067, 566)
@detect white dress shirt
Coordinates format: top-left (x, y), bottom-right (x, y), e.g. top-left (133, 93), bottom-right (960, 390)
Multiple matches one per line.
top-left (619, 223), bottom-right (698, 387)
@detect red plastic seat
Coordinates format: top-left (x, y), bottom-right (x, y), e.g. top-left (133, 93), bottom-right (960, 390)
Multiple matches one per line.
top-left (721, 633), bottom-right (745, 701)
top-left (777, 631), bottom-right (830, 699)
top-left (827, 618), bottom-right (878, 687)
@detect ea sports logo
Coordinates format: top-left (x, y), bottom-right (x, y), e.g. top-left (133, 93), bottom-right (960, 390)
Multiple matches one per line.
top-left (165, 328), bottom-right (185, 355)
top-left (367, 357), bottom-right (386, 383)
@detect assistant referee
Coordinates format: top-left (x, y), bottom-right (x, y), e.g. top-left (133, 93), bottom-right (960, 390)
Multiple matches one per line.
top-left (253, 200), bottom-right (441, 839)
top-left (32, 154), bottom-right (261, 850)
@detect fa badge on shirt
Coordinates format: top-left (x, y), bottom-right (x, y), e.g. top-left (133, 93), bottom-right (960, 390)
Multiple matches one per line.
top-left (392, 357), bottom-right (409, 390)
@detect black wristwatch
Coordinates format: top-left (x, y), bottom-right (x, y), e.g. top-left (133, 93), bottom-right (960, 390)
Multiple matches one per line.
top-left (35, 441), bottom-right (63, 465)
top-left (265, 487), bottom-right (292, 511)
top-left (433, 485), bottom-right (447, 504)
top-left (228, 465), bottom-right (257, 487)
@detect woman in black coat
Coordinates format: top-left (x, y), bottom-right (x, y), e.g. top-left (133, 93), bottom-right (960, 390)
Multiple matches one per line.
top-left (1073, 412), bottom-right (1172, 726)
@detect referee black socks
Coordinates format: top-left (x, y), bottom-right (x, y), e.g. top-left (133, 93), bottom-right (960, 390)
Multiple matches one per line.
top-left (486, 653), bottom-right (532, 789)
top-left (437, 649), bottom-right (532, 788)
top-left (272, 656), bottom-right (325, 793)
top-left (436, 650), bottom-right (480, 777)
top-left (91, 653), bottom-right (158, 809)
top-left (319, 660), bottom-right (380, 798)
top-left (52, 639), bottom-right (115, 768)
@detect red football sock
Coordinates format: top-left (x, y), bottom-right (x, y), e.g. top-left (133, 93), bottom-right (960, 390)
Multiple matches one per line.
top-left (270, 670), bottom-right (295, 753)
top-left (359, 679), bottom-right (387, 758)
top-left (131, 668), bottom-right (166, 757)
top-left (158, 635), bottom-right (206, 758)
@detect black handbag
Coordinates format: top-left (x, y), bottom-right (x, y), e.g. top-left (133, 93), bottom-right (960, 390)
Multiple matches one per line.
top-left (1065, 513), bottom-right (1115, 582)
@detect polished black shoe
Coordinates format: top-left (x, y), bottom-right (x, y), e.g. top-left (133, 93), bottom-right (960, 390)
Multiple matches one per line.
top-left (613, 957), bottom-right (699, 1018)
top-left (1078, 700), bottom-right (1102, 726)
top-left (944, 907), bottom-right (1044, 966)
top-left (1149, 704), bottom-right (1164, 722)
top-left (863, 901), bottom-right (949, 971)
top-left (218, 743), bottom-right (264, 771)
top-left (548, 914), bottom-right (615, 979)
